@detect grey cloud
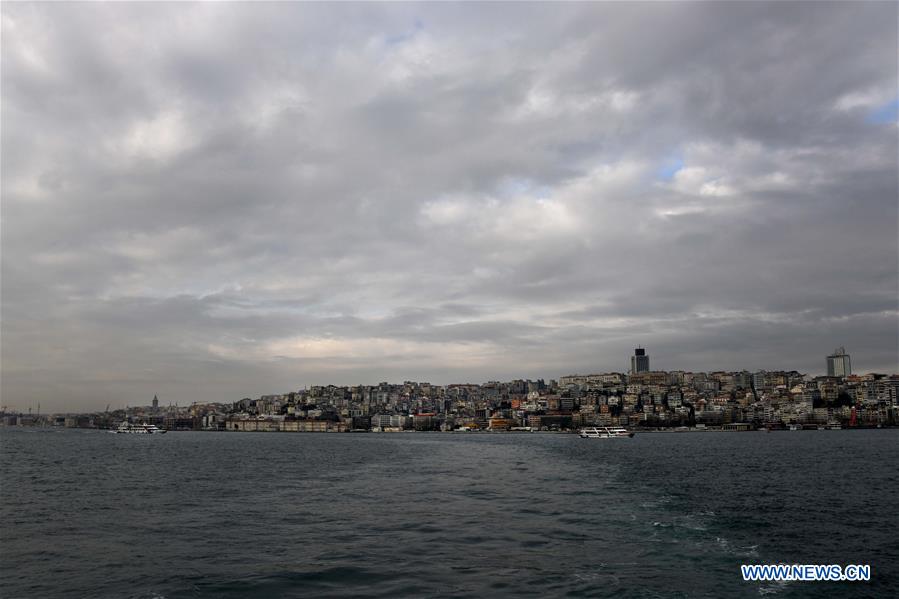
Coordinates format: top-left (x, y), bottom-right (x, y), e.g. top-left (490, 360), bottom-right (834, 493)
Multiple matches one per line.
top-left (2, 2), bottom-right (896, 410)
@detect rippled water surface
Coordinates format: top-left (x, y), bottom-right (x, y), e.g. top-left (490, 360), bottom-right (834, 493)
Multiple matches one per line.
top-left (1, 429), bottom-right (896, 598)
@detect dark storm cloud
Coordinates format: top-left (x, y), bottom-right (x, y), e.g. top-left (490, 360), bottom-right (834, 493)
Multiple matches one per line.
top-left (2, 2), bottom-right (896, 410)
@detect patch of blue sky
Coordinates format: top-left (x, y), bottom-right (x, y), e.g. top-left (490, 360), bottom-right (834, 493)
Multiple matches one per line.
top-left (496, 176), bottom-right (553, 200)
top-left (533, 185), bottom-right (552, 200)
top-left (657, 156), bottom-right (684, 181)
top-left (385, 19), bottom-right (425, 46)
top-left (866, 98), bottom-right (898, 124)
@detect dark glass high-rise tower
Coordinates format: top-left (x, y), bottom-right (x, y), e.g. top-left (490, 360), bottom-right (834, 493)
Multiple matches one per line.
top-left (826, 347), bottom-right (851, 378)
top-left (630, 348), bottom-right (650, 374)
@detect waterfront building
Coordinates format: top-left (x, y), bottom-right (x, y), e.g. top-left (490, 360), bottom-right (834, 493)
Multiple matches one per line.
top-left (487, 417), bottom-right (512, 430)
top-left (630, 348), bottom-right (650, 374)
top-left (826, 347), bottom-right (852, 378)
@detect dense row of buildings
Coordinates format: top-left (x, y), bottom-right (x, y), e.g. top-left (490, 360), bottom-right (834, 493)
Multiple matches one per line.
top-left (4, 348), bottom-right (898, 432)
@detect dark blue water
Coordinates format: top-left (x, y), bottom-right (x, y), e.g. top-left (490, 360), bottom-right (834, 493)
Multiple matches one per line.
top-left (1, 429), bottom-right (896, 598)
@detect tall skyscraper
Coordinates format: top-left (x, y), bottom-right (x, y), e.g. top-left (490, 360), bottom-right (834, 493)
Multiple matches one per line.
top-left (630, 348), bottom-right (650, 374)
top-left (826, 347), bottom-right (851, 378)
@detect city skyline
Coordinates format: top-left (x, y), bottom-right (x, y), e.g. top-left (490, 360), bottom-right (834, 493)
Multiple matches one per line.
top-left (3, 2), bottom-right (898, 412)
top-left (9, 357), bottom-right (896, 433)
top-left (1, 344), bottom-right (889, 414)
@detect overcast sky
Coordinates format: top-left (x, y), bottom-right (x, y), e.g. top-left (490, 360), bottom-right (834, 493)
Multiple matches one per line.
top-left (2, 2), bottom-right (897, 411)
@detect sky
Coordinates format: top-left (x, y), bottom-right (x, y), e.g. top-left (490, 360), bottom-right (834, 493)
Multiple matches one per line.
top-left (2, 2), bottom-right (897, 412)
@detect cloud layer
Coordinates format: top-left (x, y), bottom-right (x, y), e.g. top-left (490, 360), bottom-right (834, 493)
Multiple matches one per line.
top-left (2, 2), bottom-right (897, 410)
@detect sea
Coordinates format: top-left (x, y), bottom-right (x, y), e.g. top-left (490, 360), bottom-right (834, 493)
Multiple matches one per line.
top-left (0, 428), bottom-right (896, 598)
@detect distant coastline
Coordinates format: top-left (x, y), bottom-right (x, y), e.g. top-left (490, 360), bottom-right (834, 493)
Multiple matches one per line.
top-left (6, 364), bottom-right (897, 434)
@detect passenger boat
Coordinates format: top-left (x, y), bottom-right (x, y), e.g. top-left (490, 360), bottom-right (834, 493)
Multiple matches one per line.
top-left (578, 426), bottom-right (634, 439)
top-left (113, 422), bottom-right (167, 434)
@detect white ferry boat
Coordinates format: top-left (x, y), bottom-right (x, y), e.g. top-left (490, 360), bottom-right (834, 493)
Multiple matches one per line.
top-left (578, 426), bottom-right (634, 439)
top-left (113, 422), bottom-right (167, 434)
